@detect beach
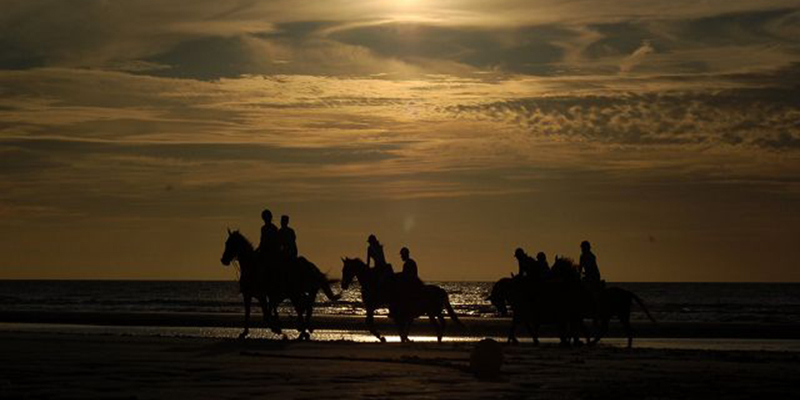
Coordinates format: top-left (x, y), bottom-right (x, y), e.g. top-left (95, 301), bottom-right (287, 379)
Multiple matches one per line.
top-left (2, 330), bottom-right (799, 400)
top-left (3, 281), bottom-right (800, 398)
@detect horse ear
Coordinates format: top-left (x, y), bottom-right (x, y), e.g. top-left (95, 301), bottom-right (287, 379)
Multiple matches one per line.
top-left (227, 228), bottom-right (231, 235)
top-left (511, 272), bottom-right (516, 278)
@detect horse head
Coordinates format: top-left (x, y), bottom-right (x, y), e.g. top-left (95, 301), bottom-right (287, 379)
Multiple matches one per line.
top-left (487, 277), bottom-right (511, 317)
top-left (221, 229), bottom-right (250, 266)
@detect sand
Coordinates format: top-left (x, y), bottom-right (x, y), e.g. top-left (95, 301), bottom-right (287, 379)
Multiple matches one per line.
top-left (1, 331), bottom-right (799, 400)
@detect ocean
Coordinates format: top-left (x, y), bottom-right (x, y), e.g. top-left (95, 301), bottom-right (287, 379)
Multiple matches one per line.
top-left (2, 280), bottom-right (799, 324)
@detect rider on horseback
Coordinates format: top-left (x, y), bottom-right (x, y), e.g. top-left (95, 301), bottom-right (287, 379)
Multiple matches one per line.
top-left (578, 240), bottom-right (601, 284)
top-left (278, 214), bottom-right (298, 262)
top-left (400, 247), bottom-right (422, 283)
top-left (536, 252), bottom-right (553, 280)
top-left (258, 209), bottom-right (280, 264)
top-left (367, 234), bottom-right (392, 273)
top-left (514, 248), bottom-right (536, 278)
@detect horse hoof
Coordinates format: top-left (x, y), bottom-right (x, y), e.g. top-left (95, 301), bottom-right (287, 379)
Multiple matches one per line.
top-left (281, 334), bottom-right (289, 341)
top-left (238, 332), bottom-right (248, 340)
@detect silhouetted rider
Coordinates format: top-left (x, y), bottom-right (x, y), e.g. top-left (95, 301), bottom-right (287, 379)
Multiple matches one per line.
top-left (399, 247), bottom-right (424, 302)
top-left (536, 252), bottom-right (553, 280)
top-left (367, 234), bottom-right (393, 288)
top-left (278, 215), bottom-right (298, 261)
top-left (514, 248), bottom-right (537, 278)
top-left (399, 247), bottom-right (419, 281)
top-left (258, 209), bottom-right (280, 263)
top-left (366, 234), bottom-right (389, 270)
top-left (578, 240), bottom-right (601, 283)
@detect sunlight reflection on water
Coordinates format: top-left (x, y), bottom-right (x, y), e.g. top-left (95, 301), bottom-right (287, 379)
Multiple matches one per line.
top-left (2, 322), bottom-right (800, 352)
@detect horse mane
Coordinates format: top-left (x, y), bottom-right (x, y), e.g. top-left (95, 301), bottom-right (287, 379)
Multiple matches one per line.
top-left (343, 257), bottom-right (366, 265)
top-left (230, 230), bottom-right (254, 252)
top-left (553, 256), bottom-right (577, 268)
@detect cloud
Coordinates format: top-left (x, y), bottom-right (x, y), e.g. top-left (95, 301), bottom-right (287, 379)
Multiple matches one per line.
top-left (620, 41), bottom-right (655, 73)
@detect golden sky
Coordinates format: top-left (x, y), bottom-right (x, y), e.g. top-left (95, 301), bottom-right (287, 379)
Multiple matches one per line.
top-left (1, 0), bottom-right (799, 281)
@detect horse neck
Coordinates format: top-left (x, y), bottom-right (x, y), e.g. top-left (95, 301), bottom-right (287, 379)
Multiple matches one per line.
top-left (236, 243), bottom-right (257, 272)
top-left (350, 261), bottom-right (370, 284)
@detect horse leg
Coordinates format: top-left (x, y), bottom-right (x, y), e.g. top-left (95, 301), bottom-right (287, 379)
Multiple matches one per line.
top-left (573, 319), bottom-right (586, 346)
top-left (256, 296), bottom-right (280, 335)
top-left (304, 296), bottom-right (315, 337)
top-left (596, 318), bottom-right (610, 345)
top-left (240, 296), bottom-right (252, 339)
top-left (620, 314), bottom-right (634, 348)
top-left (293, 300), bottom-right (307, 340)
top-left (525, 319), bottom-right (540, 346)
top-left (366, 308), bottom-right (385, 342)
top-left (583, 316), bottom-right (600, 346)
top-left (269, 301), bottom-right (284, 336)
top-left (508, 315), bottom-right (519, 344)
top-left (429, 314), bottom-right (442, 343)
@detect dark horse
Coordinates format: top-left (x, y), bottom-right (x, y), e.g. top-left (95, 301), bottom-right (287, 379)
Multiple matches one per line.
top-left (487, 273), bottom-right (586, 346)
top-left (340, 257), bottom-right (461, 342)
top-left (220, 230), bottom-right (339, 340)
top-left (489, 261), bottom-right (656, 347)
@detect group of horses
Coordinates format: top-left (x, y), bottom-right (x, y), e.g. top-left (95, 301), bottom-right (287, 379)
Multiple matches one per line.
top-left (221, 230), bottom-right (654, 346)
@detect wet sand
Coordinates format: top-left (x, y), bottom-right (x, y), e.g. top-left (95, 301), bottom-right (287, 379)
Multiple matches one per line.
top-left (1, 331), bottom-right (798, 399)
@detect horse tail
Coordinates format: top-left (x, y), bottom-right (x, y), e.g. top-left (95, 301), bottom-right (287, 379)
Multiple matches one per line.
top-left (298, 256), bottom-right (340, 301)
top-left (630, 292), bottom-right (657, 323)
top-left (442, 292), bottom-right (463, 327)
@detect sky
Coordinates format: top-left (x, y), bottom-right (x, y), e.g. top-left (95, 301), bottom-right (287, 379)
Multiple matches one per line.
top-left (1, 0), bottom-right (799, 281)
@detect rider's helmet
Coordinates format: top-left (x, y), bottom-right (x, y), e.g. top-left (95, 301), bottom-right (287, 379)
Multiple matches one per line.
top-left (261, 209), bottom-right (272, 222)
top-left (368, 234), bottom-right (378, 244)
top-left (580, 240), bottom-right (591, 251)
top-left (400, 247), bottom-right (410, 257)
top-left (536, 252), bottom-right (546, 262)
top-left (514, 248), bottom-right (525, 258)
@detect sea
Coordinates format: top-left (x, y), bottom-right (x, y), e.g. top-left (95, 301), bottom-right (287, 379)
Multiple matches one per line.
top-left (2, 281), bottom-right (800, 350)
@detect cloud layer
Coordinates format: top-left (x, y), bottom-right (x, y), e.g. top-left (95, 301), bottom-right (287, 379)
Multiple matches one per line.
top-left (1, 0), bottom-right (799, 280)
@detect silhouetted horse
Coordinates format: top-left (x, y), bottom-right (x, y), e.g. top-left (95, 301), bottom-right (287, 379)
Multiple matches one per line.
top-left (591, 287), bottom-right (656, 348)
top-left (489, 265), bottom-right (656, 347)
top-left (341, 257), bottom-right (461, 342)
top-left (487, 274), bottom-right (585, 346)
top-left (221, 230), bottom-right (339, 340)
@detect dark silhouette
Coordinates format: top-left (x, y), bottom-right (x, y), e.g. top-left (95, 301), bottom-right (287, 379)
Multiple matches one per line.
top-left (221, 229), bottom-right (339, 340)
top-left (399, 247), bottom-right (419, 281)
top-left (278, 215), bottom-right (298, 261)
top-left (579, 240), bottom-right (601, 283)
top-left (513, 248), bottom-right (537, 278)
top-left (536, 252), bottom-right (552, 280)
top-left (366, 234), bottom-right (391, 272)
top-left (258, 209), bottom-right (280, 262)
top-left (488, 256), bottom-right (656, 347)
top-left (488, 256), bottom-right (586, 346)
top-left (340, 257), bottom-right (460, 342)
